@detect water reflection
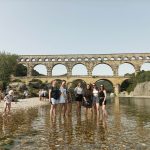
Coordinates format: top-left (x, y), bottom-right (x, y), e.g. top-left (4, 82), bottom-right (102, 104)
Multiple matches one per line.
top-left (0, 97), bottom-right (150, 149)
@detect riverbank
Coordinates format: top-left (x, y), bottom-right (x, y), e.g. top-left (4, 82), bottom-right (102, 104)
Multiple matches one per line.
top-left (119, 95), bottom-right (150, 98)
top-left (0, 97), bottom-right (49, 113)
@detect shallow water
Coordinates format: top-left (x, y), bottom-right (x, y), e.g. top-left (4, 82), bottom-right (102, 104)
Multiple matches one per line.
top-left (0, 97), bottom-right (150, 150)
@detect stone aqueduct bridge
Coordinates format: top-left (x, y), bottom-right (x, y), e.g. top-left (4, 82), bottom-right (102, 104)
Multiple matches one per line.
top-left (15, 53), bottom-right (150, 95)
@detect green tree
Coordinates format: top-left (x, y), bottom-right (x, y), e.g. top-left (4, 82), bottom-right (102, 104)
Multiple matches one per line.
top-left (0, 51), bottom-right (18, 88)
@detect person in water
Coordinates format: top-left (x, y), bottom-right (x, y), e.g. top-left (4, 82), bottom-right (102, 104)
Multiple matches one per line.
top-left (99, 85), bottom-right (108, 120)
top-left (83, 84), bottom-right (93, 114)
top-left (59, 80), bottom-right (67, 117)
top-left (74, 82), bottom-right (84, 115)
top-left (49, 80), bottom-right (60, 117)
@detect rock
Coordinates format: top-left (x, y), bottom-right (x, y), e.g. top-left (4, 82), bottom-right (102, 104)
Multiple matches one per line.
top-left (136, 143), bottom-right (148, 150)
top-left (132, 82), bottom-right (150, 96)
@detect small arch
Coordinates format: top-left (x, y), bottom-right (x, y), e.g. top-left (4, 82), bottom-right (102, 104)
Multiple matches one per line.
top-left (78, 58), bottom-right (82, 61)
top-left (104, 57), bottom-right (108, 61)
top-left (117, 57), bottom-right (122, 61)
top-left (32, 58), bottom-right (36, 62)
top-left (91, 58), bottom-right (95, 61)
top-left (52, 58), bottom-right (55, 61)
top-left (139, 56), bottom-right (143, 60)
top-left (140, 62), bottom-right (150, 71)
top-left (118, 63), bottom-right (135, 76)
top-left (45, 58), bottom-right (49, 62)
top-left (110, 57), bottom-right (115, 60)
top-left (84, 58), bottom-right (89, 61)
top-left (20, 58), bottom-right (24, 62)
top-left (26, 58), bottom-right (30, 62)
top-left (38, 58), bottom-right (42, 62)
top-left (72, 64), bottom-right (88, 75)
top-left (33, 64), bottom-right (47, 76)
top-left (71, 58), bottom-right (75, 61)
top-left (92, 64), bottom-right (113, 76)
top-left (146, 56), bottom-right (150, 60)
top-left (97, 57), bottom-right (102, 61)
top-left (131, 56), bottom-right (136, 60)
top-left (52, 64), bottom-right (67, 76)
top-left (124, 57), bottom-right (129, 61)
top-left (65, 58), bottom-right (69, 61)
top-left (57, 58), bottom-right (62, 62)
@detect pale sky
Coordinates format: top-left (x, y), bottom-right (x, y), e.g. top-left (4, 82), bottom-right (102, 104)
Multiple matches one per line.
top-left (0, 0), bottom-right (150, 75)
top-left (0, 0), bottom-right (150, 55)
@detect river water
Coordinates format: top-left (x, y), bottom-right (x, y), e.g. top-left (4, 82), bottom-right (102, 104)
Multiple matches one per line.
top-left (0, 97), bottom-right (150, 150)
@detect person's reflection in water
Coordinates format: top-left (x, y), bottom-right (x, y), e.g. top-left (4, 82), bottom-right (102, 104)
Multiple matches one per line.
top-left (96, 116), bottom-right (108, 143)
top-left (64, 115), bottom-right (73, 144)
top-left (2, 115), bottom-right (11, 136)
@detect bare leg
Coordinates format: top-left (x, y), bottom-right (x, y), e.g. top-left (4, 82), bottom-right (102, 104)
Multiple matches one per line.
top-left (102, 105), bottom-right (108, 120)
top-left (50, 104), bottom-right (57, 117)
top-left (63, 103), bottom-right (67, 117)
top-left (96, 103), bottom-right (100, 116)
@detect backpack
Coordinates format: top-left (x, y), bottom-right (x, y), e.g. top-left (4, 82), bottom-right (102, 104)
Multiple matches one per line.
top-left (51, 87), bottom-right (61, 100)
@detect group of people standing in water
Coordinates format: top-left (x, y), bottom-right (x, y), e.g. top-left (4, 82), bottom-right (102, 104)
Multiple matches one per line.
top-left (49, 80), bottom-right (108, 120)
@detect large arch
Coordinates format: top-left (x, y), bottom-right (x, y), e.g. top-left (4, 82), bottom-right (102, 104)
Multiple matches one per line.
top-left (118, 63), bottom-right (135, 76)
top-left (92, 64), bottom-right (113, 76)
top-left (52, 64), bottom-right (67, 76)
top-left (95, 79), bottom-right (114, 93)
top-left (15, 64), bottom-right (27, 76)
top-left (140, 62), bottom-right (150, 71)
top-left (33, 64), bottom-right (47, 76)
top-left (120, 79), bottom-right (131, 92)
top-left (69, 79), bottom-right (87, 101)
top-left (72, 64), bottom-right (88, 76)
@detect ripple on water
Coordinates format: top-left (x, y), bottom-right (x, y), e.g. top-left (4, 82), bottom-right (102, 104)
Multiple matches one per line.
top-left (0, 98), bottom-right (150, 150)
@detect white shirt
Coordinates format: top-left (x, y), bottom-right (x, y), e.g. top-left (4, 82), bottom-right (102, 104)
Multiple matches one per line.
top-left (93, 88), bottom-right (99, 97)
top-left (74, 87), bottom-right (83, 95)
top-left (4, 94), bottom-right (13, 103)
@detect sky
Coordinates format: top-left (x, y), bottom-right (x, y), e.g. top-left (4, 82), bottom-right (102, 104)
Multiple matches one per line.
top-left (0, 0), bottom-right (150, 55)
top-left (0, 0), bottom-right (150, 75)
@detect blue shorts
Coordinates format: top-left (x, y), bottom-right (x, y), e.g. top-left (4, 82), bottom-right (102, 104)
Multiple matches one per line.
top-left (93, 96), bottom-right (99, 104)
top-left (51, 98), bottom-right (59, 105)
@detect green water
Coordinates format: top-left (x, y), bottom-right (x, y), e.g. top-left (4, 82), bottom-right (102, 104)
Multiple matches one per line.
top-left (0, 97), bottom-right (150, 150)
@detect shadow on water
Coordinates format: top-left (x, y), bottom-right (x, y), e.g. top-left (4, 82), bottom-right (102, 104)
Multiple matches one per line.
top-left (0, 97), bottom-right (150, 149)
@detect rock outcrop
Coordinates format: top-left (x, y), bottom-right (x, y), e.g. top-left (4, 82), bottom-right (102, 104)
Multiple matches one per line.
top-left (131, 81), bottom-right (150, 96)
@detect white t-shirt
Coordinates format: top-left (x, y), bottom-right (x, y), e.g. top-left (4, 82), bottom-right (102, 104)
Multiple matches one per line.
top-left (93, 88), bottom-right (99, 97)
top-left (4, 94), bottom-right (13, 103)
top-left (59, 87), bottom-right (67, 103)
top-left (74, 87), bottom-right (83, 95)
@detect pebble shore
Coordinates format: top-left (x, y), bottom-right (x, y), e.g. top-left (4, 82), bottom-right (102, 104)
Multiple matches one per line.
top-left (0, 97), bottom-right (49, 113)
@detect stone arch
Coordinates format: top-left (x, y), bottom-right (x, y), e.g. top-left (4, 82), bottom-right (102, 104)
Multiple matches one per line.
top-left (33, 64), bottom-right (47, 76)
top-left (118, 62), bottom-right (135, 76)
top-left (140, 62), bottom-right (150, 71)
top-left (15, 64), bottom-right (27, 76)
top-left (72, 63), bottom-right (88, 76)
top-left (120, 79), bottom-right (131, 92)
top-left (70, 79), bottom-right (87, 89)
top-left (52, 64), bottom-right (67, 76)
top-left (92, 63), bottom-right (113, 76)
top-left (95, 79), bottom-right (114, 93)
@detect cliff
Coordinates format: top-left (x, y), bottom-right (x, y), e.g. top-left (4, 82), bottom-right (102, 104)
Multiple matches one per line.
top-left (131, 81), bottom-right (150, 96)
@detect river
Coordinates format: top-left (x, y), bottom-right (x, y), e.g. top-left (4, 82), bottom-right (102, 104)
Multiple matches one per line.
top-left (0, 97), bottom-right (150, 150)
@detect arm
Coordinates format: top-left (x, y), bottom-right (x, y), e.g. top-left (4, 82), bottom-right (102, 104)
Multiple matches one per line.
top-left (49, 89), bottom-right (52, 102)
top-left (103, 90), bottom-right (107, 101)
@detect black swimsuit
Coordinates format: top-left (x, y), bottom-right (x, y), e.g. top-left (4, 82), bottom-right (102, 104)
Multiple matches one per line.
top-left (99, 90), bottom-right (106, 106)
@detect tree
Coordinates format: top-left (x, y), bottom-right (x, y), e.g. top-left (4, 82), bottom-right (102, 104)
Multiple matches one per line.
top-left (0, 51), bottom-right (18, 88)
